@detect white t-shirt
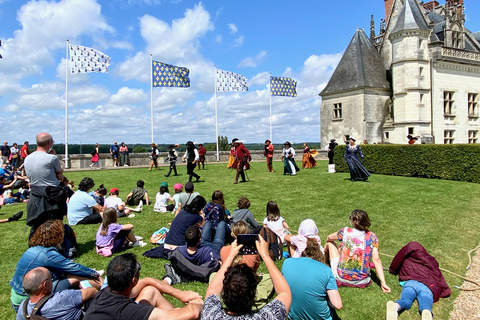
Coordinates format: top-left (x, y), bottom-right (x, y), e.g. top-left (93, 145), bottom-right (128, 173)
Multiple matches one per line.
top-left (105, 196), bottom-right (124, 213)
top-left (154, 192), bottom-right (171, 213)
top-left (263, 216), bottom-right (286, 241)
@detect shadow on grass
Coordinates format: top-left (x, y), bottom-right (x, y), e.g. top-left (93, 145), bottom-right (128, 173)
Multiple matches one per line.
top-left (77, 240), bottom-right (96, 255)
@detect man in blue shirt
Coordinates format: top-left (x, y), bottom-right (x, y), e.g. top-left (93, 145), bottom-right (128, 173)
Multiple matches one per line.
top-left (177, 224), bottom-right (223, 265)
top-left (17, 267), bottom-right (98, 320)
top-left (109, 141), bottom-right (119, 167)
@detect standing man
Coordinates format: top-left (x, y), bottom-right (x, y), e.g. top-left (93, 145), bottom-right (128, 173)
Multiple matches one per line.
top-left (84, 253), bottom-right (203, 320)
top-left (165, 144), bottom-right (179, 177)
top-left (197, 143), bottom-right (206, 170)
top-left (232, 138), bottom-right (251, 184)
top-left (20, 141), bottom-right (30, 166)
top-left (110, 141), bottom-right (119, 167)
top-left (264, 139), bottom-right (274, 173)
top-left (182, 141), bottom-right (200, 182)
top-left (24, 132), bottom-right (66, 235)
top-left (1, 141), bottom-right (10, 166)
top-left (17, 267), bottom-right (98, 320)
top-left (327, 139), bottom-right (338, 165)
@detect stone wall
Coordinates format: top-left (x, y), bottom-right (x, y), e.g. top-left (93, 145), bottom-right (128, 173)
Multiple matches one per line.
top-left (60, 149), bottom-right (328, 169)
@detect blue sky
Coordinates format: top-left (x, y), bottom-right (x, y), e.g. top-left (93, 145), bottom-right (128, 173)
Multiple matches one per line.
top-left (1, 0), bottom-right (479, 145)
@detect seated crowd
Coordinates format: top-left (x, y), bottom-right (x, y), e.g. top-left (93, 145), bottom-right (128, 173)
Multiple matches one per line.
top-left (6, 143), bottom-right (447, 320)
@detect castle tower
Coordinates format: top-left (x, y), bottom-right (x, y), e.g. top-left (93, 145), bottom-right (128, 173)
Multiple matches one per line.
top-left (384, 0), bottom-right (432, 143)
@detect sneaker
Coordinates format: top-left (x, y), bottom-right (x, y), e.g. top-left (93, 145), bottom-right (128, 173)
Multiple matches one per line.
top-left (127, 213), bottom-right (135, 218)
top-left (386, 301), bottom-right (398, 320)
top-left (421, 310), bottom-right (433, 320)
top-left (135, 235), bottom-right (143, 241)
top-left (133, 240), bottom-right (147, 247)
top-left (8, 211), bottom-right (23, 222)
top-left (164, 263), bottom-right (181, 285)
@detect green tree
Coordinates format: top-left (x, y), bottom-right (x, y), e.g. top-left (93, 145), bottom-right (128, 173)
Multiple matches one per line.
top-left (217, 135), bottom-right (229, 151)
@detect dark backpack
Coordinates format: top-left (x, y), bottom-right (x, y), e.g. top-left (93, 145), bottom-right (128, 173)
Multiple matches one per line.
top-left (23, 293), bottom-right (53, 320)
top-left (260, 226), bottom-right (283, 261)
top-left (169, 250), bottom-right (221, 283)
top-left (59, 224), bottom-right (79, 259)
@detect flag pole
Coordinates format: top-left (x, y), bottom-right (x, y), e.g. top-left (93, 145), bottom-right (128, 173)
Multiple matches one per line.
top-left (65, 39), bottom-right (69, 169)
top-left (269, 73), bottom-right (272, 142)
top-left (214, 65), bottom-right (219, 162)
top-left (150, 54), bottom-right (154, 144)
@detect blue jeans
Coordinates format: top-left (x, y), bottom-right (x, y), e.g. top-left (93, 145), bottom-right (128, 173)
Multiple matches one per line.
top-left (201, 220), bottom-right (227, 253)
top-left (396, 280), bottom-right (433, 315)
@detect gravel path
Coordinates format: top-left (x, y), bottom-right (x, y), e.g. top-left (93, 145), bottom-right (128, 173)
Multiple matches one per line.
top-left (450, 249), bottom-right (480, 319)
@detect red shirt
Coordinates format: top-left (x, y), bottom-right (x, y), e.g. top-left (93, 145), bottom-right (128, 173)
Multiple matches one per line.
top-left (266, 144), bottom-right (274, 158)
top-left (198, 147), bottom-right (206, 156)
top-left (20, 145), bottom-right (29, 158)
top-left (234, 143), bottom-right (251, 160)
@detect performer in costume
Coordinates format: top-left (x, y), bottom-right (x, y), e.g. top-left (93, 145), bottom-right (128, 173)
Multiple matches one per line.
top-left (182, 141), bottom-right (200, 182)
top-left (232, 138), bottom-right (251, 184)
top-left (327, 139), bottom-right (338, 165)
top-left (282, 141), bottom-right (300, 175)
top-left (227, 143), bottom-right (235, 169)
top-left (344, 137), bottom-right (370, 182)
top-left (165, 144), bottom-right (179, 177)
top-left (197, 143), bottom-right (206, 170)
top-left (264, 139), bottom-right (274, 173)
top-left (302, 143), bottom-right (318, 169)
top-left (148, 143), bottom-right (159, 171)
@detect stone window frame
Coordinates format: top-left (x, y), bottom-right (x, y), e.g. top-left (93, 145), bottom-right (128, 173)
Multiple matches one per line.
top-left (443, 91), bottom-right (455, 116)
top-left (444, 130), bottom-right (455, 144)
top-left (468, 130), bottom-right (478, 144)
top-left (468, 93), bottom-right (478, 118)
top-left (333, 103), bottom-right (342, 120)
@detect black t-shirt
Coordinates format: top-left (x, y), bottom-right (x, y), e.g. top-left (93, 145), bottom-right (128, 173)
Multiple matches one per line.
top-left (84, 287), bottom-right (154, 320)
top-left (165, 210), bottom-right (203, 246)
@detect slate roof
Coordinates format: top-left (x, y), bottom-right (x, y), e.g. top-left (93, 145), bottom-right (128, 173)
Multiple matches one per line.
top-left (391, 0), bottom-right (430, 34)
top-left (319, 29), bottom-right (390, 96)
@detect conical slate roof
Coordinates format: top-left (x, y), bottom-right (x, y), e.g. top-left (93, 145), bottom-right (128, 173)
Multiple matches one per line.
top-left (391, 0), bottom-right (429, 34)
top-left (320, 29), bottom-right (390, 96)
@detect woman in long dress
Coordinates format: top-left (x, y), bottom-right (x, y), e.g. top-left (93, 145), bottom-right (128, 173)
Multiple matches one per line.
top-left (344, 137), bottom-right (370, 182)
top-left (302, 143), bottom-right (317, 169)
top-left (282, 141), bottom-right (300, 175)
top-left (227, 143), bottom-right (235, 168)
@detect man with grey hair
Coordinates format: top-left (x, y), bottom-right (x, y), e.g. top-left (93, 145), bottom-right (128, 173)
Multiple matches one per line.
top-left (24, 132), bottom-right (67, 236)
top-left (1, 141), bottom-right (10, 166)
top-left (17, 267), bottom-right (97, 320)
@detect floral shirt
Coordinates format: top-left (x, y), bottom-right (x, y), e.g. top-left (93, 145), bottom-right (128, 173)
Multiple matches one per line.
top-left (204, 203), bottom-right (226, 230)
top-left (336, 227), bottom-right (378, 281)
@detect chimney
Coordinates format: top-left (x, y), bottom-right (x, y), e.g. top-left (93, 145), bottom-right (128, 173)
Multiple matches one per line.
top-left (384, 0), bottom-right (394, 25)
top-left (423, 1), bottom-right (439, 11)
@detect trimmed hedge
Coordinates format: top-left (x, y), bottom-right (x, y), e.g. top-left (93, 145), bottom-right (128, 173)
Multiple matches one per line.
top-left (333, 144), bottom-right (480, 183)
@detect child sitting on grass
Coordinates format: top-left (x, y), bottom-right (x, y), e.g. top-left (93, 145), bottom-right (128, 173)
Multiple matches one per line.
top-left (262, 201), bottom-right (290, 243)
top-left (96, 208), bottom-right (146, 257)
top-left (104, 188), bottom-right (134, 218)
top-left (154, 182), bottom-right (173, 213)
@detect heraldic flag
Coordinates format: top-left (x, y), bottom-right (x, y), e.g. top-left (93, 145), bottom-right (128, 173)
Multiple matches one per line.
top-left (216, 69), bottom-right (248, 92)
top-left (270, 76), bottom-right (297, 97)
top-left (69, 44), bottom-right (111, 74)
top-left (152, 61), bottom-right (190, 87)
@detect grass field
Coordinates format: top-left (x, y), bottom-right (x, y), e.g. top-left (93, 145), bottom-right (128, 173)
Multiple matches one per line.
top-left (1, 160), bottom-right (479, 320)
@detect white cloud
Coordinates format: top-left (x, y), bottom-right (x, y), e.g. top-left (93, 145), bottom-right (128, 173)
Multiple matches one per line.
top-left (216, 35), bottom-right (222, 42)
top-left (109, 87), bottom-right (148, 104)
top-left (234, 35), bottom-right (244, 47)
top-left (117, 3), bottom-right (213, 82)
top-left (238, 50), bottom-right (267, 68)
top-left (227, 23), bottom-right (238, 34)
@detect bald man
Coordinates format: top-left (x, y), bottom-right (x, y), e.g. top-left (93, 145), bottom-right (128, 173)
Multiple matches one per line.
top-left (17, 267), bottom-right (97, 320)
top-left (24, 132), bottom-right (67, 235)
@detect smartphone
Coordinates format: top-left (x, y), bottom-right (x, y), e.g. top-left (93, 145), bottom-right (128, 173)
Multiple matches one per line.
top-left (237, 234), bottom-right (258, 255)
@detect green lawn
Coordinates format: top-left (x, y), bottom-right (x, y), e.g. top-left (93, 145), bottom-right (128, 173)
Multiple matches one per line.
top-left (1, 160), bottom-right (478, 320)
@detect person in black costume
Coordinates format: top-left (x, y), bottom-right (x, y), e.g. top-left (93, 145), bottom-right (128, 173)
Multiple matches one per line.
top-left (327, 139), bottom-right (338, 165)
top-left (182, 141), bottom-right (200, 182)
top-left (344, 137), bottom-right (370, 182)
top-left (165, 144), bottom-right (179, 177)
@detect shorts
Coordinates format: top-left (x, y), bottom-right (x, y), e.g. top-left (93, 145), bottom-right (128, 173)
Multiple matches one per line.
top-left (330, 257), bottom-right (371, 285)
top-left (78, 212), bottom-right (102, 225)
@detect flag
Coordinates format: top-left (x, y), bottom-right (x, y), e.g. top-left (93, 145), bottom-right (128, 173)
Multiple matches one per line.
top-left (216, 69), bottom-right (248, 92)
top-left (69, 44), bottom-right (110, 74)
top-left (270, 76), bottom-right (297, 97)
top-left (152, 61), bottom-right (190, 87)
